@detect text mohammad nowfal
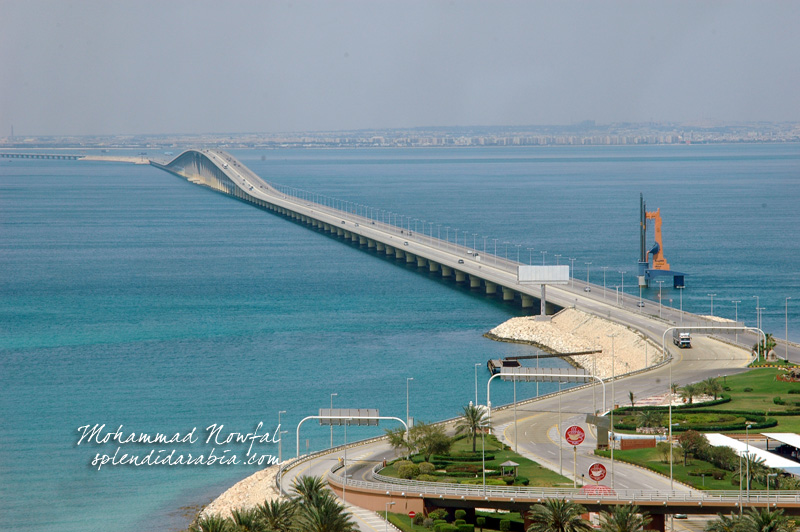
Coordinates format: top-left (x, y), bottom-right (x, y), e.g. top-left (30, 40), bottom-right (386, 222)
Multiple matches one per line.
top-left (76, 423), bottom-right (282, 470)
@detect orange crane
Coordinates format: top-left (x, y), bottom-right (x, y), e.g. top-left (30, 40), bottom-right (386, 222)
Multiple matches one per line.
top-left (645, 208), bottom-right (671, 271)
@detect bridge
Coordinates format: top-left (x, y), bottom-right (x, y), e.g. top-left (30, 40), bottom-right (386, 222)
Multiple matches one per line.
top-left (150, 149), bottom-right (800, 531)
top-left (154, 149), bottom-right (601, 316)
top-left (1, 152), bottom-right (82, 160)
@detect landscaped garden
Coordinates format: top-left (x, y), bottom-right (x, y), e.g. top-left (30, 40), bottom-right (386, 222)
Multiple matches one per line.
top-left (600, 367), bottom-right (800, 491)
top-left (380, 405), bottom-right (571, 487)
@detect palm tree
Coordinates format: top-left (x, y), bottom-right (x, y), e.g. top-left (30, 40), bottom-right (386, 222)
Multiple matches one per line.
top-left (255, 499), bottom-right (295, 532)
top-left (292, 475), bottom-right (328, 504)
top-left (704, 513), bottom-right (743, 532)
top-left (636, 410), bottom-right (663, 429)
top-left (702, 377), bottom-right (723, 400)
top-left (628, 391), bottom-right (636, 408)
top-left (293, 491), bottom-right (357, 532)
top-left (455, 404), bottom-right (490, 452)
top-left (740, 507), bottom-right (794, 532)
top-left (230, 508), bottom-right (263, 532)
top-left (599, 505), bottom-right (651, 532)
top-left (526, 498), bottom-right (593, 532)
top-left (190, 515), bottom-right (234, 532)
top-left (734, 454), bottom-right (770, 491)
top-left (680, 383), bottom-right (699, 404)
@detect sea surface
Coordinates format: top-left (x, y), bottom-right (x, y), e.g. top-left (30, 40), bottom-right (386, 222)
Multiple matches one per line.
top-left (1, 144), bottom-right (798, 532)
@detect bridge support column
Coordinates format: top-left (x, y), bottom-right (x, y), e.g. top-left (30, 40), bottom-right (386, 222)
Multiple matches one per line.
top-left (416, 256), bottom-right (426, 268)
top-left (540, 284), bottom-right (547, 316)
top-left (469, 275), bottom-right (481, 288)
top-left (650, 514), bottom-right (665, 532)
top-left (429, 261), bottom-right (439, 273)
top-left (455, 270), bottom-right (466, 282)
top-left (351, 233), bottom-right (359, 242)
top-left (502, 287), bottom-right (515, 301)
top-left (359, 236), bottom-right (367, 245)
top-left (485, 281), bottom-right (497, 295)
top-left (395, 248), bottom-right (404, 259)
top-left (385, 246), bottom-right (394, 256)
top-left (441, 265), bottom-right (453, 278)
top-left (337, 228), bottom-right (344, 236)
top-left (522, 294), bottom-right (534, 308)
top-left (376, 242), bottom-right (385, 251)
top-left (405, 252), bottom-right (415, 263)
top-left (367, 238), bottom-right (376, 249)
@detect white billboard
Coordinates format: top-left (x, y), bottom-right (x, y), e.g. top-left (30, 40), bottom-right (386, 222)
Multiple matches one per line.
top-left (517, 265), bottom-right (569, 284)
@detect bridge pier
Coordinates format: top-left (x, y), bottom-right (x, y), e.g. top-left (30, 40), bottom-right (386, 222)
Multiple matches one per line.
top-left (416, 256), bottom-right (427, 268)
top-left (376, 242), bottom-right (385, 252)
top-left (359, 236), bottom-right (367, 245)
top-left (501, 287), bottom-right (515, 301)
top-left (455, 270), bottom-right (466, 283)
top-left (405, 252), bottom-right (415, 263)
top-left (351, 233), bottom-right (359, 242)
top-left (367, 238), bottom-right (376, 249)
top-left (441, 265), bottom-right (453, 278)
top-left (469, 275), bottom-right (481, 289)
top-left (395, 248), bottom-right (404, 259)
top-left (521, 294), bottom-right (534, 308)
top-left (385, 245), bottom-right (394, 256)
top-left (429, 261), bottom-right (439, 273)
top-left (485, 281), bottom-right (497, 295)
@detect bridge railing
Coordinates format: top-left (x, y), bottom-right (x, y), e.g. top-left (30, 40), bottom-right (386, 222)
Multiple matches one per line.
top-left (335, 469), bottom-right (800, 504)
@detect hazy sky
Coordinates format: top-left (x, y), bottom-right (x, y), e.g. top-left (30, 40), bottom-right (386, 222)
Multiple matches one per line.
top-left (1, 0), bottom-right (799, 136)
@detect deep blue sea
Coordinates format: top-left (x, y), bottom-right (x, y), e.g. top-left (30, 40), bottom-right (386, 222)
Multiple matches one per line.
top-left (1, 144), bottom-right (798, 531)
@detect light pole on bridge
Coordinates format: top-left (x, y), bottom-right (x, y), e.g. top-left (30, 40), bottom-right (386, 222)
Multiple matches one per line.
top-left (602, 266), bottom-right (608, 299)
top-left (708, 293), bottom-right (717, 316)
top-left (527, 247), bottom-right (534, 265)
top-left (541, 250), bottom-right (547, 265)
top-left (569, 258), bottom-right (576, 288)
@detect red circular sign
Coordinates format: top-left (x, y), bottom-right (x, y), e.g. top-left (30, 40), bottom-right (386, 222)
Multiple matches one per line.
top-left (565, 425), bottom-right (585, 446)
top-left (588, 462), bottom-right (607, 482)
top-left (408, 511), bottom-right (416, 519)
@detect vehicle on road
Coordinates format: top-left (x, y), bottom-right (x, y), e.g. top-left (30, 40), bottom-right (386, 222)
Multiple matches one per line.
top-left (673, 329), bottom-right (691, 348)
top-left (584, 287), bottom-right (591, 292)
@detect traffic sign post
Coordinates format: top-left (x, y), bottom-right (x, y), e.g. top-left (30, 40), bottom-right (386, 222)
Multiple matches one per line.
top-left (565, 426), bottom-right (585, 488)
top-left (408, 511), bottom-right (416, 519)
top-left (588, 462), bottom-right (607, 483)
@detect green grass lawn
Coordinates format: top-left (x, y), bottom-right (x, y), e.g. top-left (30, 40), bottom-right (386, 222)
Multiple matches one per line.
top-left (381, 434), bottom-right (571, 487)
top-left (594, 447), bottom-right (749, 490)
top-left (389, 511), bottom-right (524, 532)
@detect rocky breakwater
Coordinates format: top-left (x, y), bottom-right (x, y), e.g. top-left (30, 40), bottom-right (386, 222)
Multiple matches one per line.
top-left (486, 308), bottom-right (663, 379)
top-left (197, 465), bottom-right (280, 521)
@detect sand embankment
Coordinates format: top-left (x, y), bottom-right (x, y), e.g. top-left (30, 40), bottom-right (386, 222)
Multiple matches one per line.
top-left (486, 308), bottom-right (664, 379)
top-left (197, 465), bottom-right (281, 520)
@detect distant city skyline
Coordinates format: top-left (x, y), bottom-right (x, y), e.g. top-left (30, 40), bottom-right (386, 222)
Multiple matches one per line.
top-left (2, 1), bottom-right (799, 137)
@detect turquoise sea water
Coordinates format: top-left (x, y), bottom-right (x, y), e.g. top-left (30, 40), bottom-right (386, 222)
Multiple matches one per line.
top-left (1, 144), bottom-right (798, 531)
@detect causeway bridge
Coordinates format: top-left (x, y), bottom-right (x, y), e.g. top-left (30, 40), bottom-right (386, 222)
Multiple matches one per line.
top-left (154, 149), bottom-right (587, 315)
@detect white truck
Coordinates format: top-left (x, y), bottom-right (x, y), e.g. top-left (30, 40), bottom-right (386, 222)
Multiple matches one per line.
top-left (673, 329), bottom-right (691, 348)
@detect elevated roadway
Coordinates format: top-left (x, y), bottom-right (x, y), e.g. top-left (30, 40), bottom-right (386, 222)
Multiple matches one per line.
top-left (150, 150), bottom-right (800, 530)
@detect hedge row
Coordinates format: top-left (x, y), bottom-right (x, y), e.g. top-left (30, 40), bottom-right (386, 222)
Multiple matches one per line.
top-left (613, 418), bottom-right (777, 432)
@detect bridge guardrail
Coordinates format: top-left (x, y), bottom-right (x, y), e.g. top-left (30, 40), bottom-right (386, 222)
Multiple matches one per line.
top-left (332, 469), bottom-right (800, 504)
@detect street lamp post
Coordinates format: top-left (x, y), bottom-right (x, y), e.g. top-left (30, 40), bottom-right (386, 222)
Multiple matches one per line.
top-left (767, 473), bottom-right (777, 506)
top-left (385, 502), bottom-right (396, 531)
top-left (602, 266), bottom-right (608, 300)
top-left (732, 300), bottom-right (741, 343)
top-left (558, 381), bottom-right (564, 475)
top-left (515, 244), bottom-right (521, 262)
top-left (753, 295), bottom-right (760, 331)
top-left (708, 293), bottom-right (717, 316)
top-left (746, 423), bottom-right (753, 500)
top-left (330, 393), bottom-right (337, 448)
top-left (527, 247), bottom-right (534, 265)
top-left (585, 262), bottom-right (592, 286)
top-left (406, 377), bottom-right (413, 428)
top-left (657, 280), bottom-right (664, 318)
top-left (504, 242), bottom-right (509, 260)
top-left (554, 254), bottom-right (561, 266)
top-left (618, 271), bottom-right (626, 306)
top-left (787, 297), bottom-right (793, 362)
top-left (278, 410), bottom-right (286, 489)
top-left (541, 250), bottom-right (547, 265)
top-left (474, 363), bottom-right (481, 406)
top-left (608, 332), bottom-right (618, 489)
top-left (569, 258), bottom-right (576, 288)
top-left (481, 423), bottom-right (487, 496)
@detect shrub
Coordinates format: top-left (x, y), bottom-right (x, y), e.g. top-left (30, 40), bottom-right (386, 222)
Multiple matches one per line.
top-left (440, 525), bottom-right (459, 532)
top-left (416, 474), bottom-right (439, 482)
top-left (455, 519), bottom-right (466, 526)
top-left (504, 476), bottom-right (515, 485)
top-left (419, 462), bottom-right (436, 475)
top-left (428, 509), bottom-right (448, 520)
top-left (499, 520), bottom-right (511, 532)
top-left (774, 396), bottom-right (786, 405)
top-left (398, 464), bottom-right (420, 479)
top-left (394, 460), bottom-right (413, 469)
top-left (788, 389), bottom-right (800, 394)
top-left (455, 510), bottom-right (467, 520)
top-left (515, 476), bottom-right (530, 486)
top-left (423, 518), bottom-right (434, 528)
top-left (476, 517), bottom-right (486, 530)
top-left (413, 514), bottom-right (425, 525)
top-left (458, 525), bottom-right (474, 532)
top-left (743, 387), bottom-right (753, 392)
top-left (724, 386), bottom-right (732, 391)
